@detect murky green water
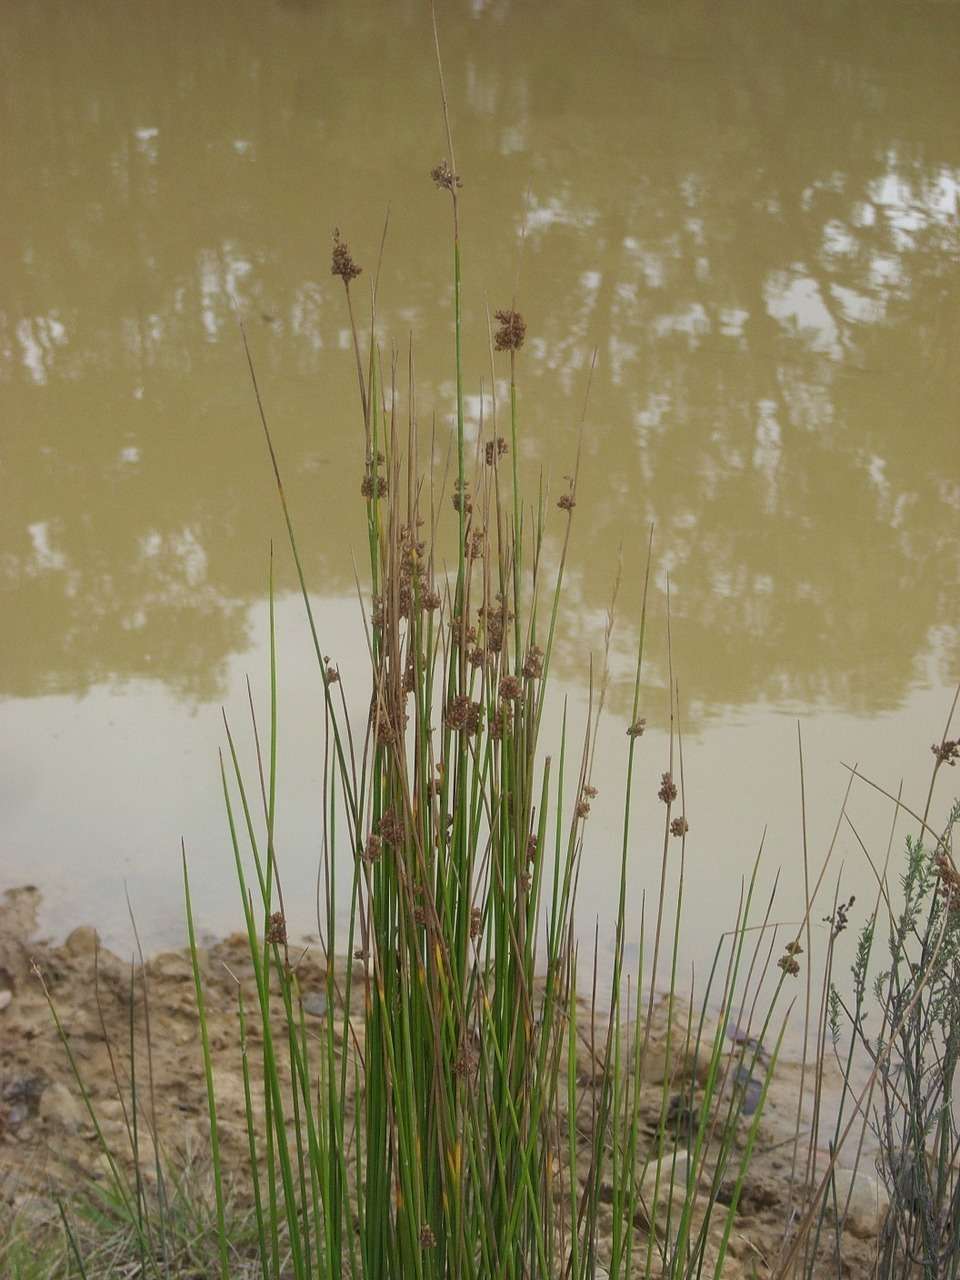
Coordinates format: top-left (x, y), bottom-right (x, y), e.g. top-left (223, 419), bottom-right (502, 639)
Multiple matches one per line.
top-left (2, 0), bottom-right (958, 968)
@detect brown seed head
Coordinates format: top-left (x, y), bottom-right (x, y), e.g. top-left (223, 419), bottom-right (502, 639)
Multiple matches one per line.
top-left (445, 694), bottom-right (482, 735)
top-left (331, 228), bottom-right (362, 284)
top-left (670, 816), bottom-right (689, 838)
top-left (627, 718), bottom-right (647, 738)
top-left (777, 954), bottom-right (800, 977)
top-left (266, 911), bottom-right (286, 946)
top-left (527, 832), bottom-right (538, 864)
top-left (499, 675), bottom-right (523, 701)
top-left (431, 159), bottom-right (461, 192)
top-left (488, 704), bottom-right (511, 741)
top-left (522, 645), bottom-right (544, 679)
top-left (932, 739), bottom-right (960, 767)
top-left (658, 772), bottom-right (678, 804)
top-left (557, 490), bottom-right (576, 512)
top-left (378, 808), bottom-right (404, 848)
top-left (361, 472), bottom-right (387, 500)
top-left (452, 480), bottom-right (472, 514)
top-left (485, 436), bottom-right (508, 465)
top-left (362, 834), bottom-right (382, 863)
top-left (469, 905), bottom-right (482, 940)
top-left (494, 308), bottom-right (526, 353)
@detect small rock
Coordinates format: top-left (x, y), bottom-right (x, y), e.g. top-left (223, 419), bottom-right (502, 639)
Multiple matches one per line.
top-left (39, 1081), bottom-right (86, 1134)
top-left (64, 926), bottom-right (100, 959)
top-left (640, 1151), bottom-right (692, 1218)
top-left (302, 992), bottom-right (328, 1019)
top-left (831, 1167), bottom-right (889, 1240)
top-left (148, 951), bottom-right (191, 981)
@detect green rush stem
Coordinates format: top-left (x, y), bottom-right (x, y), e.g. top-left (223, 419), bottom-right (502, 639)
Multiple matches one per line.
top-left (181, 850), bottom-right (229, 1280)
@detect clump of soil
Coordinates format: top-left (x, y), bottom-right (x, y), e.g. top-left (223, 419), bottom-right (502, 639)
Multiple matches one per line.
top-left (0, 887), bottom-right (880, 1277)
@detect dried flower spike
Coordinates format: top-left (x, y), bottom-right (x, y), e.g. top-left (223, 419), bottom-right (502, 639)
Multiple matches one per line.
top-left (378, 808), bottom-right (404, 847)
top-left (932, 739), bottom-right (960, 767)
top-left (658, 772), bottom-right (678, 804)
top-left (362, 834), bottom-right (382, 863)
top-left (485, 436), bottom-right (508, 465)
top-left (445, 694), bottom-right (482, 735)
top-left (431, 159), bottom-right (461, 192)
top-left (361, 472), bottom-right (387, 500)
top-left (670, 816), bottom-right (689, 838)
top-left (522, 645), bottom-right (544, 679)
top-left (266, 911), bottom-right (286, 945)
top-left (499, 675), bottom-right (523, 701)
top-left (331, 228), bottom-right (362, 284)
top-left (627, 718), bottom-right (647, 738)
top-left (494, 308), bottom-right (526, 353)
top-left (452, 481), bottom-right (472, 514)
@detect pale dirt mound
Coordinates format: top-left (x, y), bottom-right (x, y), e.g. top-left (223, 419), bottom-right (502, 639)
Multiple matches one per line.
top-left (0, 887), bottom-right (881, 1277)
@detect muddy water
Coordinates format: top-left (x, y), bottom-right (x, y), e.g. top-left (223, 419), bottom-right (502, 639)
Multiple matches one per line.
top-left (2, 1), bottom-right (958, 988)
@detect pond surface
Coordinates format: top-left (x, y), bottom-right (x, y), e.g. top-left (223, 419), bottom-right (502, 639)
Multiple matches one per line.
top-left (2, 0), bottom-right (958, 981)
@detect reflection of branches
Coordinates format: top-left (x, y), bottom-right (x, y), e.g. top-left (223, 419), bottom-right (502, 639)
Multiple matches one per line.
top-left (1, 0), bottom-right (957, 713)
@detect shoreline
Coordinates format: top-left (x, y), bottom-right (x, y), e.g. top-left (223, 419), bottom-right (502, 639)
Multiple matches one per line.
top-left (1, 885), bottom-right (886, 1276)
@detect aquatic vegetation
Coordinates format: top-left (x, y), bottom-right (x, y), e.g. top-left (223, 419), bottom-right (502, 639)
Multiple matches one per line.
top-left (13, 28), bottom-right (960, 1280)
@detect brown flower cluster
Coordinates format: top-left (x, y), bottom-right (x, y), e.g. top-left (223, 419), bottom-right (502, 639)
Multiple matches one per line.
top-left (823, 895), bottom-right (856, 938)
top-left (331, 229), bottom-right (362, 284)
top-left (557, 488), bottom-right (576, 512)
top-left (265, 911), bottom-right (286, 946)
top-left (445, 695), bottom-right (482, 735)
top-left (362, 834), bottom-right (382, 864)
top-left (372, 701), bottom-right (407, 749)
top-left (360, 471), bottom-right (387, 500)
top-left (494, 309), bottom-right (526, 353)
top-left (670, 816), bottom-right (689, 838)
top-left (522, 645), bottom-right (544, 679)
top-left (453, 1043), bottom-right (477, 1080)
top-left (627, 718), bottom-right (646, 738)
top-left (576, 785), bottom-right (597, 820)
top-left (452, 480), bottom-right (472, 514)
top-left (777, 939), bottom-right (803, 977)
top-left (658, 772), bottom-right (678, 804)
top-left (469, 905), bottom-right (482, 940)
top-left (932, 739), bottom-right (960, 767)
top-left (378, 808), bottom-right (404, 848)
top-left (485, 436), bottom-right (508, 465)
top-left (499, 675), bottom-right (523, 701)
top-left (488, 705), bottom-right (510, 741)
top-left (431, 159), bottom-right (461, 192)
top-left (478, 598), bottom-right (512, 655)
